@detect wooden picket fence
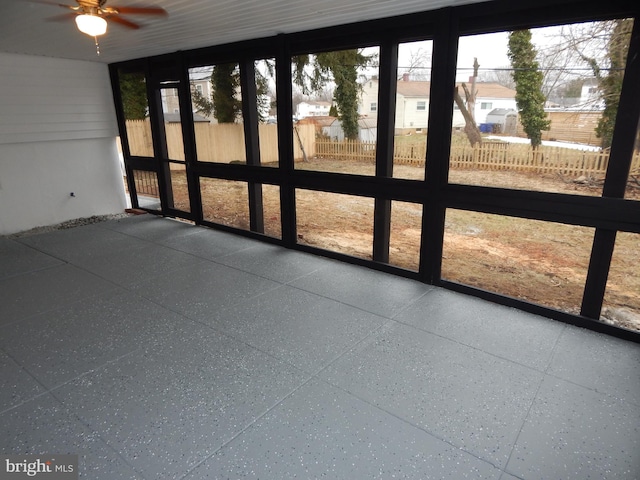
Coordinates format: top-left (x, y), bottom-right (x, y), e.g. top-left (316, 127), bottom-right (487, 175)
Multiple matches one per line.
top-left (449, 142), bottom-right (615, 176)
top-left (315, 138), bottom-right (640, 178)
top-left (124, 120), bottom-right (640, 179)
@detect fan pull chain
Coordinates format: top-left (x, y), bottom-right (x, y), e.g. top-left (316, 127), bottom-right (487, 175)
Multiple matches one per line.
top-left (94, 36), bottom-right (101, 56)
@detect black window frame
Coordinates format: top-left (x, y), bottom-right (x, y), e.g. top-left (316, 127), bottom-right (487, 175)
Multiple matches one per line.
top-left (110, 0), bottom-right (640, 342)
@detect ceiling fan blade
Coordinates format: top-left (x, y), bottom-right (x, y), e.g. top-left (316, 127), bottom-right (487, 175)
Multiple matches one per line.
top-left (109, 15), bottom-right (141, 29)
top-left (108, 6), bottom-right (167, 15)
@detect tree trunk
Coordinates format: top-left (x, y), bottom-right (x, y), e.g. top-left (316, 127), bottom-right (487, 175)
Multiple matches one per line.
top-left (454, 87), bottom-right (482, 147)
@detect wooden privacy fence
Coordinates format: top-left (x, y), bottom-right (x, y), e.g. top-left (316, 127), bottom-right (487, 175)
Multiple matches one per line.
top-left (124, 120), bottom-right (315, 163)
top-left (516, 111), bottom-right (603, 146)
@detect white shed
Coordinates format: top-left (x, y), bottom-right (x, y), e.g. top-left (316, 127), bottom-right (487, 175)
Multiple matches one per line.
top-left (323, 117), bottom-right (377, 141)
top-left (485, 108), bottom-right (518, 135)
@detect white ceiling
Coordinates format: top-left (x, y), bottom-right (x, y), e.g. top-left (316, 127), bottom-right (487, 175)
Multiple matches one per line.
top-left (0, 0), bottom-right (488, 64)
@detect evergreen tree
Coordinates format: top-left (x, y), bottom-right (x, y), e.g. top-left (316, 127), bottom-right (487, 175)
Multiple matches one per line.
top-left (508, 30), bottom-right (550, 147)
top-left (192, 61), bottom-right (272, 123)
top-left (292, 49), bottom-right (374, 140)
top-left (119, 72), bottom-right (148, 120)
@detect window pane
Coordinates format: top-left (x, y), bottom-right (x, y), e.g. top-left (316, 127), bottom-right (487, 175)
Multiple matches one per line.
top-left (189, 63), bottom-right (245, 163)
top-left (256, 58), bottom-right (279, 167)
top-left (118, 70), bottom-right (153, 157)
top-left (161, 87), bottom-right (185, 161)
top-left (392, 40), bottom-right (432, 181)
top-left (296, 189), bottom-right (374, 260)
top-left (389, 201), bottom-right (423, 271)
top-left (293, 47), bottom-right (379, 176)
top-left (200, 178), bottom-right (249, 230)
top-left (626, 120), bottom-right (640, 199)
top-left (449, 21), bottom-right (633, 196)
top-left (442, 209), bottom-right (594, 314)
top-left (168, 163), bottom-right (190, 212)
top-left (262, 184), bottom-right (281, 239)
top-left (601, 232), bottom-right (640, 332)
top-left (131, 170), bottom-right (160, 210)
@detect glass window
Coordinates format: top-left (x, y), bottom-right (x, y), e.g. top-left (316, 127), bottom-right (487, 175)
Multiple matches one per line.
top-left (189, 63), bottom-right (246, 164)
top-left (442, 209), bottom-right (595, 314)
top-left (118, 70), bottom-right (153, 157)
top-left (601, 232), bottom-right (640, 332)
top-left (392, 40), bottom-right (433, 181)
top-left (296, 189), bottom-right (374, 260)
top-left (256, 58), bottom-right (278, 167)
top-left (160, 87), bottom-right (185, 161)
top-left (262, 184), bottom-right (281, 239)
top-left (200, 178), bottom-right (249, 230)
top-left (293, 47), bottom-right (380, 176)
top-left (625, 118), bottom-right (640, 200)
top-left (168, 163), bottom-right (190, 212)
top-left (388, 201), bottom-right (423, 271)
top-left (449, 20), bottom-right (633, 195)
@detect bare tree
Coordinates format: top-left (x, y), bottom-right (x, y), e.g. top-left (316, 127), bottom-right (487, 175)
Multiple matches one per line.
top-left (398, 47), bottom-right (432, 80)
top-left (455, 58), bottom-right (482, 147)
top-left (534, 22), bottom-right (613, 107)
top-left (478, 68), bottom-right (516, 90)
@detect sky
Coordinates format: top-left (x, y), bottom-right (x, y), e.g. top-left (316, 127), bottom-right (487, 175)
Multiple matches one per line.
top-left (397, 22), bottom-right (602, 83)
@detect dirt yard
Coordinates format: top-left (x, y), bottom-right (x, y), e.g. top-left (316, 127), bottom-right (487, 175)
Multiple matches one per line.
top-left (157, 158), bottom-right (639, 331)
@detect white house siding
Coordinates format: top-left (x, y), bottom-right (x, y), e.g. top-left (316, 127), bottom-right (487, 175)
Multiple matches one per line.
top-left (400, 98), bottom-right (429, 130)
top-left (359, 80), bottom-right (379, 118)
top-left (0, 52), bottom-right (126, 235)
top-left (296, 101), bottom-right (332, 118)
top-left (362, 78), bottom-right (517, 132)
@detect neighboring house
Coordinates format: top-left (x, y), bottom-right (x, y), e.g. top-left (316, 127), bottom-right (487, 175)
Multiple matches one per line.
top-left (296, 100), bottom-right (332, 118)
top-left (360, 75), bottom-right (518, 133)
top-left (161, 87), bottom-right (181, 114)
top-left (575, 77), bottom-right (603, 109)
top-left (161, 78), bottom-right (213, 118)
top-left (323, 117), bottom-right (377, 141)
top-left (580, 78), bottom-right (599, 103)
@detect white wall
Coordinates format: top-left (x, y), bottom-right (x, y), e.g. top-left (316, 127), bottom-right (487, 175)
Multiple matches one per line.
top-left (0, 52), bottom-right (126, 235)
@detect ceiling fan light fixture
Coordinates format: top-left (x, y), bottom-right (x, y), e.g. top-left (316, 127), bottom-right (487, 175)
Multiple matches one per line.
top-left (75, 14), bottom-right (108, 36)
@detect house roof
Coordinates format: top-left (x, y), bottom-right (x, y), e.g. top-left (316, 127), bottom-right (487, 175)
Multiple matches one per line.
top-left (394, 79), bottom-right (516, 99)
top-left (486, 108), bottom-right (517, 117)
top-left (472, 82), bottom-right (516, 99)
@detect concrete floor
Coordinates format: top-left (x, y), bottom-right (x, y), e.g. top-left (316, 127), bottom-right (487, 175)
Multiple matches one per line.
top-left (1, 214), bottom-right (638, 479)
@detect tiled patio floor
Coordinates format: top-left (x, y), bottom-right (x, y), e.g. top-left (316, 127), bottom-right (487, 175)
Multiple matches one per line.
top-left (1, 214), bottom-right (638, 479)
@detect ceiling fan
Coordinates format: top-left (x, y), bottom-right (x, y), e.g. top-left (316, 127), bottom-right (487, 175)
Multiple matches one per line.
top-left (40, 0), bottom-right (167, 37)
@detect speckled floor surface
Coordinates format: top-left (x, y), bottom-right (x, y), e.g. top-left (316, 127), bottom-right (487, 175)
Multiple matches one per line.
top-left (1, 214), bottom-right (638, 479)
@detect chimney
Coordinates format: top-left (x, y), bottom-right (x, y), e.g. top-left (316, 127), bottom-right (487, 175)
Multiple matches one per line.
top-left (402, 73), bottom-right (410, 82)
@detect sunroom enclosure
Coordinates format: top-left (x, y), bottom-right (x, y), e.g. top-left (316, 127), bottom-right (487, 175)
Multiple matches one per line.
top-left (110, 0), bottom-right (640, 340)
